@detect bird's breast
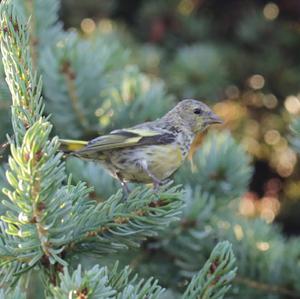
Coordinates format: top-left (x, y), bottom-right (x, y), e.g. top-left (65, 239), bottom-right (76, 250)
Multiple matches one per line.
top-left (108, 143), bottom-right (184, 182)
top-left (176, 131), bottom-right (194, 159)
top-left (148, 144), bottom-right (184, 179)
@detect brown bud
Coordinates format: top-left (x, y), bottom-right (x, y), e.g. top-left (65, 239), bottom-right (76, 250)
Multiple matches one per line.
top-left (37, 202), bottom-right (46, 211)
top-left (35, 150), bottom-right (43, 161)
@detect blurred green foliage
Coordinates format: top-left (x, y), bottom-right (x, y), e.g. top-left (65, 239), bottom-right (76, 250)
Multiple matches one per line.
top-left (1, 0), bottom-right (300, 298)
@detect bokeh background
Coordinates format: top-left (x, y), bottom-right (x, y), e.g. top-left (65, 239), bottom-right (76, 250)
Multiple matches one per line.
top-left (57, 0), bottom-right (300, 235)
top-left (1, 1), bottom-right (300, 298)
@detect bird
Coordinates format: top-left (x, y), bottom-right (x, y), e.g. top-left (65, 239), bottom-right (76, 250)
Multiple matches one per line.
top-left (60, 99), bottom-right (223, 198)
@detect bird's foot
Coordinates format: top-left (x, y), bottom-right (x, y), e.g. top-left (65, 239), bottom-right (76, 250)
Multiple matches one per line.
top-left (116, 173), bottom-right (131, 201)
top-left (152, 178), bottom-right (174, 193)
top-left (121, 182), bottom-right (131, 201)
top-left (152, 178), bottom-right (165, 193)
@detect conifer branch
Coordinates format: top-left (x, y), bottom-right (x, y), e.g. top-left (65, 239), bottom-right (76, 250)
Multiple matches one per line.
top-left (0, 3), bottom-right (44, 144)
top-left (60, 60), bottom-right (90, 132)
top-left (20, 0), bottom-right (63, 61)
top-left (0, 0), bottom-right (61, 267)
top-left (48, 262), bottom-right (164, 299)
top-left (0, 1), bottom-right (184, 292)
top-left (0, 283), bottom-right (26, 299)
top-left (182, 241), bottom-right (236, 299)
top-left (66, 186), bottom-right (183, 255)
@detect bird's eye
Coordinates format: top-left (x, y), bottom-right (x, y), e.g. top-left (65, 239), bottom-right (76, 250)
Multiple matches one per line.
top-left (193, 108), bottom-right (202, 115)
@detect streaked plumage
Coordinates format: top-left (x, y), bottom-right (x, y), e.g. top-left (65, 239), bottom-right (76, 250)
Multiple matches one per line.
top-left (60, 99), bottom-right (222, 196)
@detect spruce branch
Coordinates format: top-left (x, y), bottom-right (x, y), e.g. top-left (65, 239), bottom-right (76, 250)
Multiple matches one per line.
top-left (40, 33), bottom-right (128, 138)
top-left (0, 3), bottom-right (44, 145)
top-left (0, 2), bottom-right (238, 299)
top-left (0, 57), bottom-right (11, 141)
top-left (60, 59), bottom-right (89, 132)
top-left (0, 283), bottom-right (26, 299)
top-left (0, 1), bottom-right (184, 292)
top-left (10, 1), bottom-right (174, 144)
top-left (0, 0), bottom-right (61, 268)
top-left (0, 0), bottom-right (82, 268)
top-left (168, 43), bottom-right (228, 99)
top-left (182, 241), bottom-right (236, 299)
top-left (65, 158), bottom-right (119, 200)
top-left (0, 0), bottom-right (91, 280)
top-left (216, 216), bottom-right (300, 298)
top-left (20, 0), bottom-right (63, 67)
top-left (164, 187), bottom-right (216, 272)
top-left (100, 66), bottom-right (174, 132)
top-left (66, 185), bottom-right (183, 255)
top-left (0, 166), bottom-right (8, 201)
top-left (48, 262), bottom-right (164, 299)
top-left (48, 264), bottom-right (115, 299)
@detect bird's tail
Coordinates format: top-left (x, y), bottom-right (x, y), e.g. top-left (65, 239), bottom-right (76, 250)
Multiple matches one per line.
top-left (59, 139), bottom-right (88, 154)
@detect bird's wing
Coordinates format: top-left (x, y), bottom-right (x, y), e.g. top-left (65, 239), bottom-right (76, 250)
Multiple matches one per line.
top-left (77, 128), bottom-right (176, 154)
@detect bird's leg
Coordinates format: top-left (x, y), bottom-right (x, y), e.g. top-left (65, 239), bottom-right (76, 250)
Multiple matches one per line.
top-left (161, 178), bottom-right (173, 185)
top-left (138, 160), bottom-right (163, 192)
top-left (116, 172), bottom-right (130, 200)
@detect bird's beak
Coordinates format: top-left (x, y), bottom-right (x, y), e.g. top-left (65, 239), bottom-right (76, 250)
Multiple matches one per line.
top-left (206, 112), bottom-right (223, 124)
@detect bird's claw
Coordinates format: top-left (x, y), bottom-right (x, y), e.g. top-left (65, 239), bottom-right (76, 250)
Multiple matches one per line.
top-left (152, 178), bottom-right (172, 193)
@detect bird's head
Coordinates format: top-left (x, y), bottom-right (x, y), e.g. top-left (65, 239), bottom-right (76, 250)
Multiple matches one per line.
top-left (165, 99), bottom-right (223, 133)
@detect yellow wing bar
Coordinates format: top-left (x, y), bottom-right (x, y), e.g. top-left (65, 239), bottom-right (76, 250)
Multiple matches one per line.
top-left (59, 139), bottom-right (88, 152)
